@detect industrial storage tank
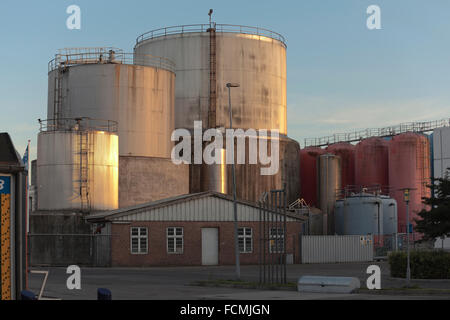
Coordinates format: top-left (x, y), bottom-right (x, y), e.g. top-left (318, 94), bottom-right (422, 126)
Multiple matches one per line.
top-left (200, 148), bottom-right (227, 194)
top-left (191, 136), bottom-right (300, 205)
top-left (388, 133), bottom-right (431, 232)
top-left (47, 48), bottom-right (190, 208)
top-left (380, 195), bottom-right (398, 235)
top-left (37, 118), bottom-right (119, 211)
top-left (318, 154), bottom-right (341, 234)
top-left (134, 24), bottom-right (287, 133)
top-left (334, 194), bottom-right (382, 236)
top-left (355, 137), bottom-right (389, 188)
top-left (300, 146), bottom-right (326, 207)
top-left (326, 143), bottom-right (356, 191)
top-left (47, 48), bottom-right (175, 158)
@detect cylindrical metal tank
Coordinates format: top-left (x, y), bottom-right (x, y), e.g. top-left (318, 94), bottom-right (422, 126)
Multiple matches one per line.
top-left (334, 200), bottom-right (344, 235)
top-left (335, 194), bottom-right (397, 235)
top-left (380, 195), bottom-right (398, 235)
top-left (300, 147), bottom-right (326, 207)
top-left (355, 137), bottom-right (389, 188)
top-left (47, 49), bottom-right (175, 158)
top-left (37, 127), bottom-right (119, 211)
top-left (200, 148), bottom-right (227, 194)
top-left (318, 154), bottom-right (341, 234)
top-left (326, 143), bottom-right (356, 191)
top-left (134, 25), bottom-right (287, 133)
top-left (388, 133), bottom-right (431, 232)
top-left (190, 136), bottom-right (300, 205)
top-left (338, 194), bottom-right (383, 236)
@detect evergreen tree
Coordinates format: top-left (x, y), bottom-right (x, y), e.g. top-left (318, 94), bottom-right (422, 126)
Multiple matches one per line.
top-left (415, 169), bottom-right (450, 241)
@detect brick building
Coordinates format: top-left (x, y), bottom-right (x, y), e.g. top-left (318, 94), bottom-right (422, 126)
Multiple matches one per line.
top-left (87, 192), bottom-right (304, 267)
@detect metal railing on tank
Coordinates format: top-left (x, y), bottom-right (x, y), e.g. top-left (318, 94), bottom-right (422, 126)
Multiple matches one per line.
top-left (336, 185), bottom-right (393, 200)
top-left (48, 47), bottom-right (175, 73)
top-left (136, 24), bottom-right (287, 47)
top-left (38, 117), bottom-right (118, 133)
top-left (304, 118), bottom-right (450, 147)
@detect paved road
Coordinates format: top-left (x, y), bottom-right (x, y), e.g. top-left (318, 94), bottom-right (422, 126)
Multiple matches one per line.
top-left (28, 263), bottom-right (450, 300)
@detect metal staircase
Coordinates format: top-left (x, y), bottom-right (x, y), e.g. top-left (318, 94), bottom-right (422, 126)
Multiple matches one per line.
top-left (78, 130), bottom-right (91, 212)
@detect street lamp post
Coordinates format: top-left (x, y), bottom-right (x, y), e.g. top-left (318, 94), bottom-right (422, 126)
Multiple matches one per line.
top-left (226, 82), bottom-right (240, 281)
top-left (401, 188), bottom-right (415, 287)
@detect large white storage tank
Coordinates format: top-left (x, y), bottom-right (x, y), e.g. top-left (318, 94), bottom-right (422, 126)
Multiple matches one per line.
top-left (433, 126), bottom-right (450, 179)
top-left (37, 119), bottom-right (119, 211)
top-left (47, 48), bottom-right (175, 158)
top-left (134, 24), bottom-right (287, 133)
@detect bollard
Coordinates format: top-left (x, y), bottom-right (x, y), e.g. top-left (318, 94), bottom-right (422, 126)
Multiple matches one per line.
top-left (97, 288), bottom-right (112, 300)
top-left (21, 290), bottom-right (37, 300)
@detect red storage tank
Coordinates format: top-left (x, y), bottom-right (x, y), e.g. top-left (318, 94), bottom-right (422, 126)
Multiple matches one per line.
top-left (300, 146), bottom-right (326, 207)
top-left (388, 133), bottom-right (431, 233)
top-left (326, 143), bottom-right (356, 191)
top-left (355, 137), bottom-right (389, 188)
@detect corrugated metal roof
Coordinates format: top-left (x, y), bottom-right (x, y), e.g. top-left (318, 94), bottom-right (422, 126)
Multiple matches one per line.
top-left (86, 191), bottom-right (302, 223)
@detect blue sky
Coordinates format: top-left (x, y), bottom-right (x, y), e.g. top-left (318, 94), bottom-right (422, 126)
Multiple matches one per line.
top-left (0, 0), bottom-right (449, 159)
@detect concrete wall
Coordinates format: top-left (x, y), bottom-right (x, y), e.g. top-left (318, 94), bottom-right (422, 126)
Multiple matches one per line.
top-left (111, 221), bottom-right (302, 267)
top-left (119, 156), bottom-right (189, 208)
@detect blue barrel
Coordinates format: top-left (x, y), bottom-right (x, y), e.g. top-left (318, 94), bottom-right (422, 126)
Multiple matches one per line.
top-left (97, 288), bottom-right (112, 300)
top-left (21, 290), bottom-right (37, 300)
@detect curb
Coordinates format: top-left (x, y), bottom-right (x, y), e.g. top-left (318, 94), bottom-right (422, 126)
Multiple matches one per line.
top-left (190, 281), bottom-right (297, 291)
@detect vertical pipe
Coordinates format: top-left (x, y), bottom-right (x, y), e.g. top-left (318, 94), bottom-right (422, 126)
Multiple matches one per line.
top-left (263, 196), bottom-right (266, 284)
top-left (259, 203), bottom-right (262, 284)
top-left (283, 188), bottom-right (287, 284)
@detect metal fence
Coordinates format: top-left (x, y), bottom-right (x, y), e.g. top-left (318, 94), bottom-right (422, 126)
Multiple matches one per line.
top-left (28, 234), bottom-right (112, 267)
top-left (49, 47), bottom-right (175, 73)
top-left (373, 233), bottom-right (426, 257)
top-left (300, 235), bottom-right (374, 263)
top-left (304, 118), bottom-right (450, 147)
top-left (258, 187), bottom-right (288, 284)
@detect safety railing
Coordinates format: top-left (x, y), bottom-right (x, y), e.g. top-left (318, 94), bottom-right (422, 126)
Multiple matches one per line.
top-left (336, 185), bottom-right (393, 200)
top-left (136, 23), bottom-right (286, 47)
top-left (48, 47), bottom-right (175, 73)
top-left (38, 117), bottom-right (118, 133)
top-left (304, 118), bottom-right (450, 147)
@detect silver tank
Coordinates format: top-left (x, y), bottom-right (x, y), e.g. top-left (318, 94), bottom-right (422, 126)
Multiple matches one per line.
top-left (318, 154), bottom-right (341, 234)
top-left (335, 193), bottom-right (383, 235)
top-left (200, 148), bottom-right (227, 194)
top-left (47, 49), bottom-right (175, 158)
top-left (134, 25), bottom-right (287, 134)
top-left (37, 127), bottom-right (119, 211)
top-left (380, 195), bottom-right (398, 235)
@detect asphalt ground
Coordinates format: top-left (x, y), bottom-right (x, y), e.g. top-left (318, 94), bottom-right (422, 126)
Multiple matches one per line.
top-left (27, 262), bottom-right (450, 300)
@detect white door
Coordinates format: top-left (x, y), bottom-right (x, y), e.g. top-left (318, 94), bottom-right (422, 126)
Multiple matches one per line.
top-left (201, 228), bottom-right (219, 265)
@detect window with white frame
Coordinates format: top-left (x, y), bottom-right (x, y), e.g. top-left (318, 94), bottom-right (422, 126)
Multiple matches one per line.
top-left (238, 227), bottom-right (253, 253)
top-left (130, 227), bottom-right (148, 254)
top-left (167, 227), bottom-right (183, 254)
top-left (269, 228), bottom-right (284, 253)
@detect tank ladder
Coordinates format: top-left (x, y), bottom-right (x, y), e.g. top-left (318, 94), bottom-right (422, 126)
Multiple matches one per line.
top-left (208, 24), bottom-right (217, 128)
top-left (53, 63), bottom-right (66, 129)
top-left (78, 130), bottom-right (91, 212)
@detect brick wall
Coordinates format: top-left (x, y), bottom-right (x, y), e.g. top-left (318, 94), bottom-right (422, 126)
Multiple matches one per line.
top-left (111, 221), bottom-right (302, 267)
